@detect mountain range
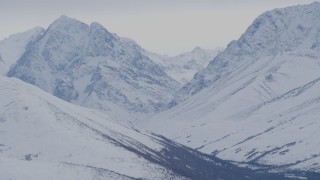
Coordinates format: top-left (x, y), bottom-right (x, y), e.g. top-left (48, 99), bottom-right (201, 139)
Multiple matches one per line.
top-left (143, 1), bottom-right (320, 174)
top-left (4, 16), bottom-right (180, 121)
top-left (1, 1), bottom-right (320, 179)
top-left (0, 16), bottom-right (219, 121)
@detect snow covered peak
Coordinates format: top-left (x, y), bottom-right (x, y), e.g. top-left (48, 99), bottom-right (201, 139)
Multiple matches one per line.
top-left (51, 15), bottom-right (84, 26)
top-left (238, 2), bottom-right (320, 55)
top-left (173, 2), bottom-right (320, 104)
top-left (231, 2), bottom-right (320, 56)
top-left (48, 15), bottom-right (89, 34)
top-left (7, 16), bottom-right (179, 118)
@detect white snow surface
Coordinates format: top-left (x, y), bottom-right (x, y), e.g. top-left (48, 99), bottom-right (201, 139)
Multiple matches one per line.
top-left (0, 75), bottom-right (186, 180)
top-left (0, 27), bottom-right (44, 75)
top-left (142, 2), bottom-right (320, 172)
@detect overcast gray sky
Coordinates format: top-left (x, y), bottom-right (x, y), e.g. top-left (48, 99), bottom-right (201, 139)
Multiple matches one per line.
top-left (0, 0), bottom-right (318, 55)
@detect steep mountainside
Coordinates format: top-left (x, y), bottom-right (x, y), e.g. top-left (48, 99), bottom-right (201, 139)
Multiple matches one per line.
top-left (7, 16), bottom-right (179, 120)
top-left (172, 2), bottom-right (320, 104)
top-left (145, 47), bottom-right (221, 85)
top-left (142, 2), bottom-right (320, 173)
top-left (0, 75), bottom-right (291, 180)
top-left (0, 27), bottom-right (44, 74)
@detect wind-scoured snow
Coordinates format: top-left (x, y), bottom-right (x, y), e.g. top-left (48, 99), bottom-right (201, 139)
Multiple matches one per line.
top-left (142, 2), bottom-right (320, 173)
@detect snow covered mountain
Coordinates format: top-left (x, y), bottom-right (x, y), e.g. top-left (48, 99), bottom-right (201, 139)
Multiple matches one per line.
top-left (142, 2), bottom-right (320, 174)
top-left (172, 2), bottom-right (320, 105)
top-left (0, 27), bottom-right (44, 75)
top-left (145, 47), bottom-right (221, 85)
top-left (0, 75), bottom-right (291, 180)
top-left (7, 16), bottom-right (179, 120)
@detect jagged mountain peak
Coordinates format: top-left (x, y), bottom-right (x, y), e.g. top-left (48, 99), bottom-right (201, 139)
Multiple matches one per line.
top-left (7, 16), bottom-right (180, 118)
top-left (51, 15), bottom-right (84, 25)
top-left (48, 15), bottom-right (89, 32)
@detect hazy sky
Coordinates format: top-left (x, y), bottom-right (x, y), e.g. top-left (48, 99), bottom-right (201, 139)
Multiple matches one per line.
top-left (0, 0), bottom-right (318, 55)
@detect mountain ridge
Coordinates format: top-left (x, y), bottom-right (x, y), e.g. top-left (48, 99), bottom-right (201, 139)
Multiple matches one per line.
top-left (172, 1), bottom-right (320, 105)
top-left (6, 15), bottom-right (180, 120)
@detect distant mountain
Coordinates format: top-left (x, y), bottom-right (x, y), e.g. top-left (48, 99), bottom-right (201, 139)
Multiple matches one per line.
top-left (6, 16), bottom-right (180, 120)
top-left (0, 75), bottom-right (292, 180)
top-left (145, 47), bottom-right (221, 85)
top-left (0, 27), bottom-right (44, 74)
top-left (172, 2), bottom-right (320, 105)
top-left (142, 2), bottom-right (320, 173)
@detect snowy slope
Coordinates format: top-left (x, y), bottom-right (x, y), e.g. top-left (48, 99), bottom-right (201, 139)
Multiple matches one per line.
top-left (7, 16), bottom-right (179, 120)
top-left (0, 27), bottom-right (44, 74)
top-left (142, 2), bottom-right (320, 173)
top-left (145, 47), bottom-right (221, 85)
top-left (0, 75), bottom-right (291, 180)
top-left (0, 76), bottom-right (176, 179)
